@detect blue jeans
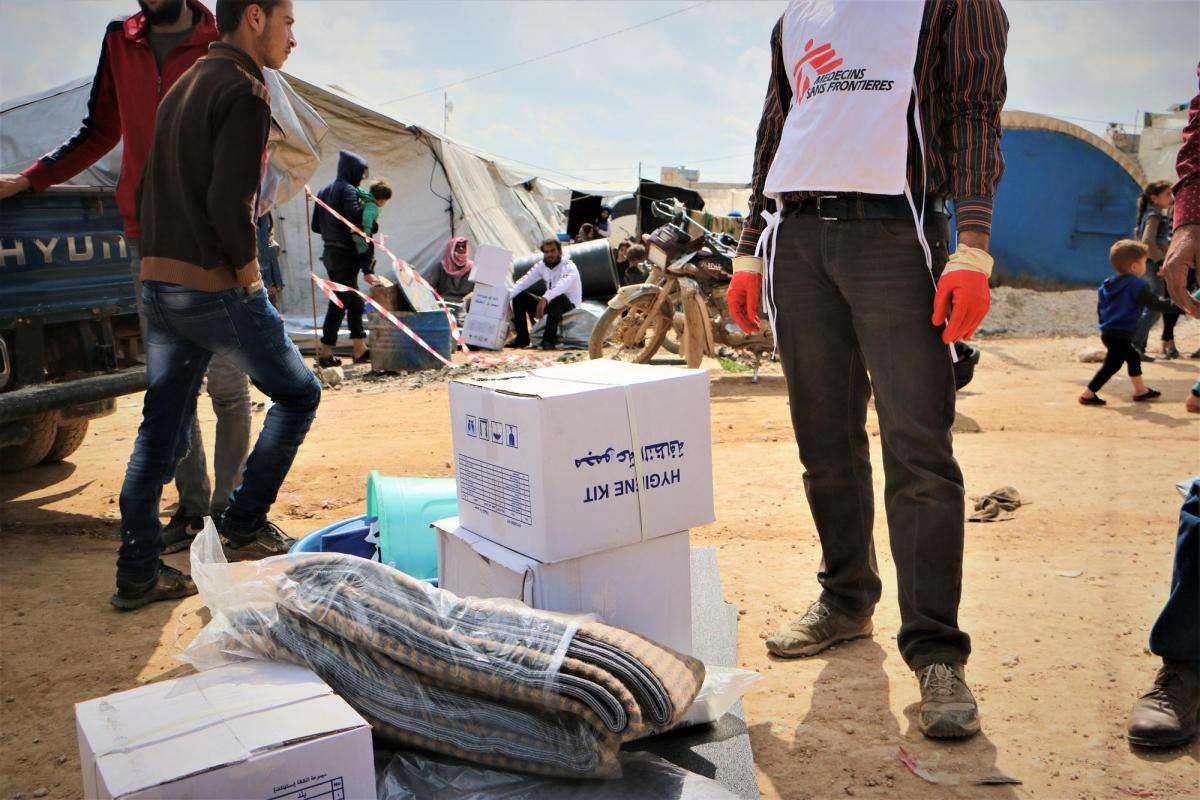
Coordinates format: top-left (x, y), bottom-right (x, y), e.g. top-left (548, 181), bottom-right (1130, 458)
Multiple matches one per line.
top-left (117, 281), bottom-right (321, 587)
top-left (1132, 268), bottom-right (1163, 352)
top-left (1149, 480), bottom-right (1200, 663)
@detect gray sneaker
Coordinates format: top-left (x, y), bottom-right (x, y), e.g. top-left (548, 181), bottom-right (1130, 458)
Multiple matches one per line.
top-left (916, 663), bottom-right (980, 739)
top-left (765, 600), bottom-right (874, 658)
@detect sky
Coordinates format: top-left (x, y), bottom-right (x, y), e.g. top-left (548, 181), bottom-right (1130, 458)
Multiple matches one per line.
top-left (1, 0), bottom-right (1197, 191)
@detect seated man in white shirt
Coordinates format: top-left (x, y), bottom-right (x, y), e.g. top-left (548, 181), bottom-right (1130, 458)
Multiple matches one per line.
top-left (508, 238), bottom-right (583, 350)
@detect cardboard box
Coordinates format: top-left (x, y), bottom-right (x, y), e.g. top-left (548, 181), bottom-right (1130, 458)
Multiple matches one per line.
top-left (76, 661), bottom-right (376, 800)
top-left (436, 518), bottom-right (693, 655)
top-left (468, 283), bottom-right (511, 320)
top-left (468, 244), bottom-right (513, 288)
top-left (463, 313), bottom-right (510, 351)
top-left (449, 359), bottom-right (714, 563)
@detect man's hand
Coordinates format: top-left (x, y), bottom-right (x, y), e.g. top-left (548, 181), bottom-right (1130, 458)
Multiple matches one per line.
top-left (0, 174), bottom-right (31, 201)
top-left (363, 273), bottom-right (381, 287)
top-left (932, 243), bottom-right (993, 344)
top-left (727, 271), bottom-right (762, 334)
top-left (932, 271), bottom-right (990, 343)
top-left (535, 297), bottom-right (548, 320)
top-left (1162, 224), bottom-right (1200, 319)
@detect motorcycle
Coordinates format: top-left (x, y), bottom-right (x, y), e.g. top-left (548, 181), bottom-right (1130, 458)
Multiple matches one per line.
top-left (589, 200), bottom-right (775, 377)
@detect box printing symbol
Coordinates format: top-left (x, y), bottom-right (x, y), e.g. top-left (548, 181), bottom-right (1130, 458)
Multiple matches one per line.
top-left (505, 425), bottom-right (518, 448)
top-left (466, 415), bottom-right (477, 438)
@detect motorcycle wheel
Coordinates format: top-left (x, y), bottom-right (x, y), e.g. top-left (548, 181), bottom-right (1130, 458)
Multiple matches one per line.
top-left (588, 294), bottom-right (672, 362)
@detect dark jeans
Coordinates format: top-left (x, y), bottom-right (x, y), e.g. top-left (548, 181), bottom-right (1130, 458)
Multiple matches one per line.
top-left (772, 209), bottom-right (969, 669)
top-left (117, 281), bottom-right (321, 587)
top-left (512, 292), bottom-right (573, 345)
top-left (1149, 480), bottom-right (1199, 663)
top-left (320, 246), bottom-right (366, 345)
top-left (1160, 310), bottom-right (1181, 344)
top-left (1087, 331), bottom-right (1142, 393)
top-left (1132, 267), bottom-right (1163, 352)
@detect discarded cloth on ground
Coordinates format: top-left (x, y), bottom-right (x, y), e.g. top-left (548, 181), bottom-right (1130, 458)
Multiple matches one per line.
top-left (183, 525), bottom-right (704, 779)
top-left (968, 486), bottom-right (1023, 522)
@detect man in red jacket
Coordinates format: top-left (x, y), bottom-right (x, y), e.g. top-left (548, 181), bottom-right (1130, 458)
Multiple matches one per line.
top-left (0, 0), bottom-right (217, 227)
top-left (0, 0), bottom-right (253, 558)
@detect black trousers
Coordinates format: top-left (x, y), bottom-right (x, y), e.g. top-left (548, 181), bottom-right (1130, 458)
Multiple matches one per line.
top-left (320, 247), bottom-right (365, 346)
top-left (1087, 332), bottom-right (1142, 393)
top-left (1150, 480), bottom-right (1199, 663)
top-left (512, 292), bottom-right (573, 345)
top-left (772, 209), bottom-right (969, 669)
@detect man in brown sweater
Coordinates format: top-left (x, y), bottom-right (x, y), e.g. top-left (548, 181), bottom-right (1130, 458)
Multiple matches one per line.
top-left (113, 0), bottom-right (318, 610)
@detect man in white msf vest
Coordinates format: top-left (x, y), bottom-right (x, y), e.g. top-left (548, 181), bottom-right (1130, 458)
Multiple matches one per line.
top-left (728, 0), bottom-right (1008, 739)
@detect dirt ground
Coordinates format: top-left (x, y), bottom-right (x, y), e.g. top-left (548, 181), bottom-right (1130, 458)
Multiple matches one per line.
top-left (2, 332), bottom-right (1199, 800)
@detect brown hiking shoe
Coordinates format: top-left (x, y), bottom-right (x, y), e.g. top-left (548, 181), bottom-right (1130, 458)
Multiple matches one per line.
top-left (110, 562), bottom-right (197, 611)
top-left (916, 663), bottom-right (980, 739)
top-left (1127, 661), bottom-right (1200, 748)
top-left (765, 600), bottom-right (873, 658)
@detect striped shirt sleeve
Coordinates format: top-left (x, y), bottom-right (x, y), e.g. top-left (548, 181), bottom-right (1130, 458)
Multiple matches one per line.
top-left (736, 19), bottom-right (788, 258)
top-left (942, 0), bottom-right (1009, 236)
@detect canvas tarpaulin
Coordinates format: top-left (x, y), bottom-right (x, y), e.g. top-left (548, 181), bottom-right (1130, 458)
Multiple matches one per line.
top-left (0, 77), bottom-right (122, 186)
top-left (1, 72), bottom-right (567, 348)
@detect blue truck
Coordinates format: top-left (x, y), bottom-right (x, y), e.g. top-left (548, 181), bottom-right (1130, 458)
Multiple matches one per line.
top-left (0, 186), bottom-right (147, 472)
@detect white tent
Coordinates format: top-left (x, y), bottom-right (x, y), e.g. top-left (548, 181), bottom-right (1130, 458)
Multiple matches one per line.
top-left (1, 73), bottom-right (567, 323)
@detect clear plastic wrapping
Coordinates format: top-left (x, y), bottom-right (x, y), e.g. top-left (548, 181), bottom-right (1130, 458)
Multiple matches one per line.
top-left (671, 666), bottom-right (762, 730)
top-left (182, 522), bottom-right (706, 779)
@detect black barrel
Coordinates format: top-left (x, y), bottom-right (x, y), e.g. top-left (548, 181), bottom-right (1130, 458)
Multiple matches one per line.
top-left (512, 239), bottom-right (618, 301)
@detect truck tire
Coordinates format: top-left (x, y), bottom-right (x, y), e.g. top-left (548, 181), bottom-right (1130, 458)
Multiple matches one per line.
top-left (0, 412), bottom-right (59, 473)
top-left (42, 419), bottom-right (90, 464)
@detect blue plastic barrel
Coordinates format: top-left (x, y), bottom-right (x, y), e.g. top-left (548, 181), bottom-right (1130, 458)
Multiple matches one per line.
top-left (370, 310), bottom-right (452, 371)
top-left (292, 514), bottom-right (373, 554)
top-left (367, 471), bottom-right (457, 581)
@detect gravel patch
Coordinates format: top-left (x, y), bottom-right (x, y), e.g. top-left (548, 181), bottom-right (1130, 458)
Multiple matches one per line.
top-left (978, 286), bottom-right (1198, 340)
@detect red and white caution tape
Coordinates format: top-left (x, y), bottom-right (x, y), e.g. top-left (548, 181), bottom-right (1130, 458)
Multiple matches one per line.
top-left (307, 185), bottom-right (560, 372)
top-left (305, 185), bottom-right (466, 351)
top-left (311, 274), bottom-right (455, 368)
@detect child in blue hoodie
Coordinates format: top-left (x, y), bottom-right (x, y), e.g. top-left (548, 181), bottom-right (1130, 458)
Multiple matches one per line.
top-left (1080, 240), bottom-right (1177, 406)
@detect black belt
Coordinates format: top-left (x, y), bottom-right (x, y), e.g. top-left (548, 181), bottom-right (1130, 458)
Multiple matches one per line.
top-left (785, 194), bottom-right (947, 221)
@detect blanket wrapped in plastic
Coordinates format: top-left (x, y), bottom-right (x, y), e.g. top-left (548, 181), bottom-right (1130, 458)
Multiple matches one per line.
top-left (182, 523), bottom-right (705, 778)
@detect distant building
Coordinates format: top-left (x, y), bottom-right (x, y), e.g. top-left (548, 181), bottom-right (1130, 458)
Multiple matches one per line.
top-left (658, 166), bottom-right (750, 216)
top-left (660, 166), bottom-right (701, 185)
top-left (1105, 123), bottom-right (1141, 156)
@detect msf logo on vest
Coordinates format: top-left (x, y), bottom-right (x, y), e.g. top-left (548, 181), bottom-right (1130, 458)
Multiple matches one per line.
top-left (792, 39), bottom-right (843, 108)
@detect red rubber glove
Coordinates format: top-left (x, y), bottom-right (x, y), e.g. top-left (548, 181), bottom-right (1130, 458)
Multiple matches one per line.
top-left (931, 269), bottom-right (990, 344)
top-left (727, 271), bottom-right (762, 334)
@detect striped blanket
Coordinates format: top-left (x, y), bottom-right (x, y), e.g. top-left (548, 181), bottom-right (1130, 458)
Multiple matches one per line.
top-left (213, 554), bottom-right (704, 778)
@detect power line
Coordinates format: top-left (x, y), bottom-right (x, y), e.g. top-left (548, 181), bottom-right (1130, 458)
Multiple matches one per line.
top-left (379, 1), bottom-right (711, 106)
top-left (550, 151), bottom-right (755, 173)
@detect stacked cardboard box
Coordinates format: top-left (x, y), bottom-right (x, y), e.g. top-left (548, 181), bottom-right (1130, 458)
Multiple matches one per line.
top-left (440, 359), bottom-right (715, 655)
top-left (76, 661), bottom-right (376, 799)
top-left (462, 244), bottom-right (513, 350)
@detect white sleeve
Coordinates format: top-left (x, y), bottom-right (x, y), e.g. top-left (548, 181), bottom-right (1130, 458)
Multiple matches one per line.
top-left (510, 263), bottom-right (543, 297)
top-left (543, 261), bottom-right (580, 302)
